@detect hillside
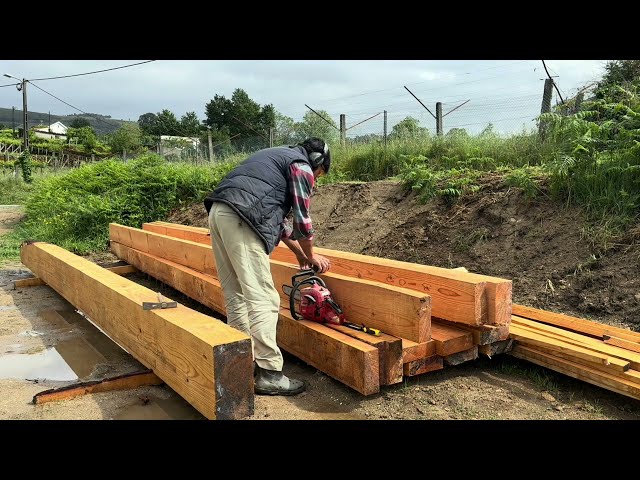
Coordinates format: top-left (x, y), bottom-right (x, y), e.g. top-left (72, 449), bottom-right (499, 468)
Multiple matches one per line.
top-left (0, 108), bottom-right (132, 136)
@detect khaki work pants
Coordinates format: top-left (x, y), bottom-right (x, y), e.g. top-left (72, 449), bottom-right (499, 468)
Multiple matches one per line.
top-left (208, 202), bottom-right (283, 371)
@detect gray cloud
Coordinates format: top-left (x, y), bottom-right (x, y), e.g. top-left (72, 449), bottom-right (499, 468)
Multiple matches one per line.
top-left (0, 60), bottom-right (608, 134)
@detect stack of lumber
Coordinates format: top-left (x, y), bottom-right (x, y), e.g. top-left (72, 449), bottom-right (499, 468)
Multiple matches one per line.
top-left (108, 221), bottom-right (514, 396)
top-left (509, 304), bottom-right (640, 401)
top-left (20, 241), bottom-right (255, 420)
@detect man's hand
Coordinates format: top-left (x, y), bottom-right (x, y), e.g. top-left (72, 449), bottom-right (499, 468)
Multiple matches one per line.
top-left (310, 254), bottom-right (331, 273)
top-left (296, 252), bottom-right (311, 270)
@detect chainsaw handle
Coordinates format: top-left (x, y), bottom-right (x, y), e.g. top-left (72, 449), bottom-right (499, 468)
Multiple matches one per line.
top-left (291, 269), bottom-right (326, 287)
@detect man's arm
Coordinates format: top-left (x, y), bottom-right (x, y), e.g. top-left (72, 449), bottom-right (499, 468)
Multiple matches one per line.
top-left (283, 162), bottom-right (330, 273)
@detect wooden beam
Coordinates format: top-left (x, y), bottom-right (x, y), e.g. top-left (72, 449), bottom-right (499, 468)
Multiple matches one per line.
top-left (113, 224), bottom-right (432, 343)
top-left (510, 344), bottom-right (640, 401)
top-left (509, 324), bottom-right (630, 373)
top-left (403, 355), bottom-right (443, 376)
top-left (430, 321), bottom-right (474, 356)
top-left (277, 309), bottom-right (380, 395)
top-left (13, 264), bottom-right (137, 288)
top-left (21, 241), bottom-right (254, 420)
top-left (443, 346), bottom-right (479, 366)
top-left (402, 339), bottom-right (436, 363)
top-left (327, 324), bottom-right (403, 386)
top-left (32, 370), bottom-right (163, 405)
top-left (270, 259), bottom-right (431, 343)
top-left (441, 320), bottom-right (510, 345)
top-left (603, 335), bottom-right (640, 354)
top-left (512, 304), bottom-right (640, 343)
top-left (478, 339), bottom-right (514, 358)
top-left (110, 242), bottom-right (381, 396)
top-left (512, 316), bottom-right (640, 369)
top-left (142, 222), bottom-right (513, 327)
top-left (110, 224), bottom-right (218, 277)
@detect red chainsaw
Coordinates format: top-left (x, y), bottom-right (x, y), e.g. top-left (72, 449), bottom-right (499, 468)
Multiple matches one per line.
top-left (282, 269), bottom-right (380, 336)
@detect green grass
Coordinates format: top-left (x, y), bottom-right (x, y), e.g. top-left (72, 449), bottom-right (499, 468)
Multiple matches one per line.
top-left (0, 154), bottom-right (239, 261)
top-left (496, 358), bottom-right (560, 393)
top-left (0, 169), bottom-right (72, 205)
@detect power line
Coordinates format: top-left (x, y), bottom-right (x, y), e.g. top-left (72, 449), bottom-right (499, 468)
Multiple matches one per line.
top-left (541, 60), bottom-right (565, 104)
top-left (316, 60), bottom-right (532, 104)
top-left (1, 83), bottom-right (20, 88)
top-left (29, 60), bottom-right (156, 82)
top-left (28, 82), bottom-right (123, 129)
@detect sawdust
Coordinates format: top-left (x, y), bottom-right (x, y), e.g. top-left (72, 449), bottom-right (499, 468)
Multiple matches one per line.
top-left (2, 181), bottom-right (640, 421)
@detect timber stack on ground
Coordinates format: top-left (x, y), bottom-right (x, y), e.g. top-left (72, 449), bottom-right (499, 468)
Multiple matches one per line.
top-left (19, 241), bottom-right (255, 420)
top-left (107, 221), bottom-right (514, 395)
top-left (508, 304), bottom-right (640, 401)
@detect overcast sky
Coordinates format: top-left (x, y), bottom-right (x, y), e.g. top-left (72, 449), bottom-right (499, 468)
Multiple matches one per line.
top-left (0, 60), bottom-right (608, 136)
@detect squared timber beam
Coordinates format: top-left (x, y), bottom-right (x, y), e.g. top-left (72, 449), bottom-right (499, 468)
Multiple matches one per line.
top-left (20, 241), bottom-right (254, 420)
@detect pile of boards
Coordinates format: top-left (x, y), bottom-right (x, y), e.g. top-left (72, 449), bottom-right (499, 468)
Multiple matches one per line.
top-left (508, 304), bottom-right (640, 401)
top-left (108, 221), bottom-right (514, 397)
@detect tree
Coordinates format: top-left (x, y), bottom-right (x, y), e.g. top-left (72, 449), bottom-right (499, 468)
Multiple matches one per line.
top-left (67, 126), bottom-right (97, 152)
top-left (294, 110), bottom-right (339, 145)
top-left (597, 60), bottom-right (640, 95)
top-left (138, 112), bottom-right (159, 136)
top-left (69, 117), bottom-right (91, 129)
top-left (273, 112), bottom-right (298, 145)
top-left (109, 123), bottom-right (143, 155)
top-left (204, 88), bottom-right (275, 150)
top-left (389, 116), bottom-right (428, 140)
top-left (155, 109), bottom-right (181, 136)
top-left (180, 111), bottom-right (201, 137)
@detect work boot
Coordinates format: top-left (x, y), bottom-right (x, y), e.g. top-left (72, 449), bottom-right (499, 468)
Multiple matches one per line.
top-left (254, 366), bottom-right (305, 396)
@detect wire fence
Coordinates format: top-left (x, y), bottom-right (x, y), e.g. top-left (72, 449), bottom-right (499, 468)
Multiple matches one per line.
top-left (1, 59), bottom-right (601, 167)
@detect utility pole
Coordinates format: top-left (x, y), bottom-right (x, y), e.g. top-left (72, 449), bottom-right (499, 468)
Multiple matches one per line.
top-left (207, 127), bottom-right (214, 162)
top-left (48, 111), bottom-right (51, 132)
top-left (12, 106), bottom-right (15, 136)
top-left (4, 75), bottom-right (29, 152)
top-left (539, 78), bottom-right (554, 138)
top-left (383, 110), bottom-right (387, 149)
top-left (269, 127), bottom-right (274, 147)
top-left (339, 114), bottom-right (346, 147)
top-left (20, 79), bottom-right (28, 151)
top-left (405, 86), bottom-right (469, 136)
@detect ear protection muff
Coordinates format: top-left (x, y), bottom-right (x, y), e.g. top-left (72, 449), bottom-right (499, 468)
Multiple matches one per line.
top-left (308, 142), bottom-right (329, 169)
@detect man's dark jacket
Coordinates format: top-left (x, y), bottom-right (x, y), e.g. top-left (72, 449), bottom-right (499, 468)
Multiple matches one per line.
top-left (204, 145), bottom-right (312, 254)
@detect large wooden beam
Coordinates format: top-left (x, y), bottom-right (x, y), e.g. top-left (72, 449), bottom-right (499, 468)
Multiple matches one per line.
top-left (20, 242), bottom-right (254, 420)
top-left (270, 259), bottom-right (430, 343)
top-left (326, 324), bottom-right (403, 386)
top-left (430, 321), bottom-right (474, 356)
top-left (13, 264), bottom-right (137, 288)
top-left (110, 223), bottom-right (218, 277)
top-left (142, 222), bottom-right (512, 327)
top-left (110, 242), bottom-right (381, 396)
top-left (113, 224), bottom-right (431, 343)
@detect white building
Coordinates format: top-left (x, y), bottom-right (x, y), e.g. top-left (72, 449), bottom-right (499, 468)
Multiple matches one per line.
top-left (33, 121), bottom-right (68, 140)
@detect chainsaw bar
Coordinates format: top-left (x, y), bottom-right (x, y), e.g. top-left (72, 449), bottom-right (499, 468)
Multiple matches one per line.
top-left (282, 284), bottom-right (301, 302)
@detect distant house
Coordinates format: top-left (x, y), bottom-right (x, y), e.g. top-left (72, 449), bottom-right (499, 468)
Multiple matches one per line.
top-left (159, 135), bottom-right (200, 158)
top-left (33, 121), bottom-right (68, 140)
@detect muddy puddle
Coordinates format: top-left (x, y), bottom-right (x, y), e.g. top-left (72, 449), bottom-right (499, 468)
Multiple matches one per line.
top-left (0, 308), bottom-right (126, 382)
